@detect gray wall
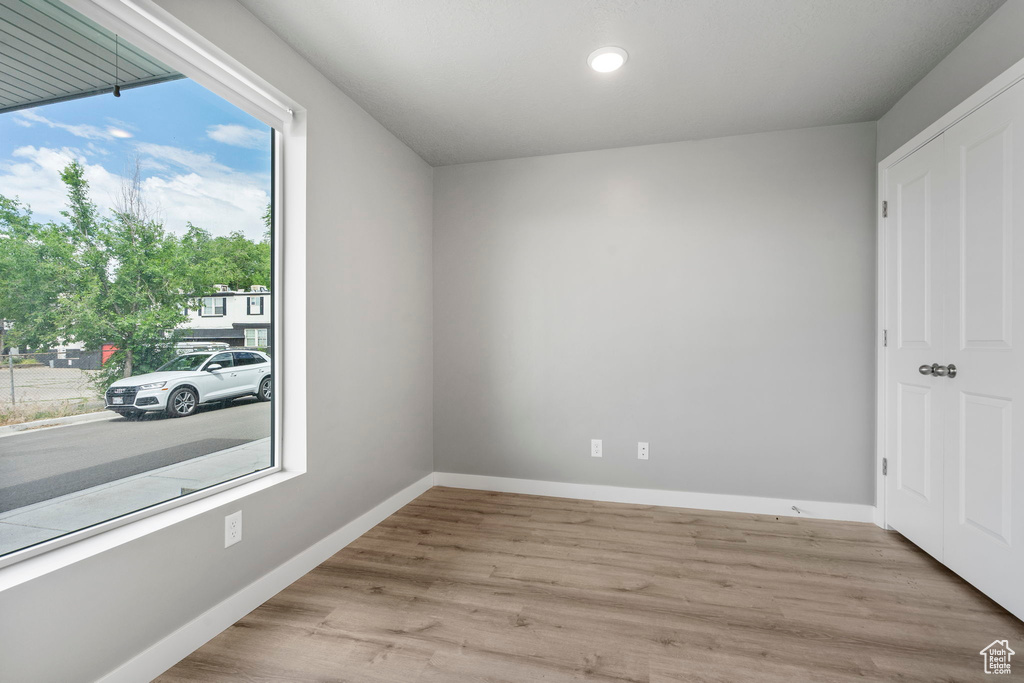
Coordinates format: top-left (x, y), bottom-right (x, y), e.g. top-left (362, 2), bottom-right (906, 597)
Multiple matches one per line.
top-left (434, 122), bottom-right (877, 505)
top-left (877, 0), bottom-right (1024, 160)
top-left (0, 2), bottom-right (434, 682)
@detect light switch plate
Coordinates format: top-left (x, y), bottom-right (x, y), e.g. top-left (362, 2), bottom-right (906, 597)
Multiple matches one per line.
top-left (638, 442), bottom-right (649, 460)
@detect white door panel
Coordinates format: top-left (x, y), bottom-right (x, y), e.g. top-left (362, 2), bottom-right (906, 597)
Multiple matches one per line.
top-left (957, 393), bottom-right (1012, 543)
top-left (885, 135), bottom-right (946, 560)
top-left (896, 382), bottom-right (934, 501)
top-left (942, 80), bottom-right (1024, 618)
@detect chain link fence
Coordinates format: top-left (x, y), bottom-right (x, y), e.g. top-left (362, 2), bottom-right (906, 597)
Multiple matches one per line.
top-left (0, 351), bottom-right (105, 426)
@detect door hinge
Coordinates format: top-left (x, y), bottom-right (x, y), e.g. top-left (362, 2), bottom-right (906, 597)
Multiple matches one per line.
top-left (882, 458), bottom-right (888, 476)
top-left (882, 200), bottom-right (888, 218)
top-left (883, 329), bottom-right (888, 347)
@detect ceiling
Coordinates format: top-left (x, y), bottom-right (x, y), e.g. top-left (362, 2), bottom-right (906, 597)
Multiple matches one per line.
top-left (0, 0), bottom-right (180, 114)
top-left (238, 0), bottom-right (1004, 166)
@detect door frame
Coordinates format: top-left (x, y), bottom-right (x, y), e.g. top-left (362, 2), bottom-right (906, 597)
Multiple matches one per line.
top-left (875, 55), bottom-right (1024, 529)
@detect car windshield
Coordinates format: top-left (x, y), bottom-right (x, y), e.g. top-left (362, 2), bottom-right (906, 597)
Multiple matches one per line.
top-left (156, 354), bottom-right (213, 372)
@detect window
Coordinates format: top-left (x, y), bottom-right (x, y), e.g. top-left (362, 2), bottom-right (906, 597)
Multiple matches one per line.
top-left (206, 352), bottom-right (236, 369)
top-left (0, 0), bottom-right (285, 564)
top-left (247, 296), bottom-right (265, 315)
top-left (233, 351), bottom-right (262, 366)
top-left (245, 328), bottom-right (269, 348)
top-left (201, 297), bottom-right (227, 316)
top-left (157, 354), bottom-right (210, 372)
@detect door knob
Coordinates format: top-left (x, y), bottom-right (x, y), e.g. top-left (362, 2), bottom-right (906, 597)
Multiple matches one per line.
top-left (919, 363), bottom-right (958, 378)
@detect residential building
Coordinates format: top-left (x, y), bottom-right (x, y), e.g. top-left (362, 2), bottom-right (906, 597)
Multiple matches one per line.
top-left (182, 284), bottom-right (271, 350)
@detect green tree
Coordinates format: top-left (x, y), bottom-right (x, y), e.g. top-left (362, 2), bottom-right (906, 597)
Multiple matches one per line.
top-left (180, 226), bottom-right (270, 291)
top-left (0, 160), bottom-right (272, 384)
top-left (0, 196), bottom-right (76, 352)
top-left (0, 161), bottom-right (190, 381)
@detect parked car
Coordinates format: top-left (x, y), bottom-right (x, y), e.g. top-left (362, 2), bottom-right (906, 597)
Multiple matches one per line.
top-left (105, 350), bottom-right (272, 418)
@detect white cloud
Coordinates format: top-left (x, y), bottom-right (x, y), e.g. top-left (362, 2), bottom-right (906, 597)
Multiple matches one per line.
top-left (0, 146), bottom-right (122, 221)
top-left (206, 124), bottom-right (267, 149)
top-left (85, 142), bottom-right (111, 157)
top-left (133, 142), bottom-right (269, 239)
top-left (135, 142), bottom-right (228, 174)
top-left (137, 157), bottom-right (169, 172)
top-left (143, 173), bottom-right (268, 239)
top-left (14, 110), bottom-right (133, 141)
top-left (0, 145), bottom-right (268, 241)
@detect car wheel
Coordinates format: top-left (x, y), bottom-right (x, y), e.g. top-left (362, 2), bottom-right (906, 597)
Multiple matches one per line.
top-left (167, 387), bottom-right (198, 418)
top-left (257, 376), bottom-right (272, 402)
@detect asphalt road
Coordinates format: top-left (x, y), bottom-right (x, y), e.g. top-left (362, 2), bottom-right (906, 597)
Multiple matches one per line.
top-left (0, 400), bottom-right (271, 513)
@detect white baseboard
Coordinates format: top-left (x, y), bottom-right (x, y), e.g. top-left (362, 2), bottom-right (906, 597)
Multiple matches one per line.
top-left (96, 473), bottom-right (434, 683)
top-left (433, 472), bottom-right (876, 523)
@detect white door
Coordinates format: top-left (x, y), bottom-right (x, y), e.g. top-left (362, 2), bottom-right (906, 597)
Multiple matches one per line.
top-left (941, 81), bottom-right (1024, 618)
top-left (884, 136), bottom-right (946, 560)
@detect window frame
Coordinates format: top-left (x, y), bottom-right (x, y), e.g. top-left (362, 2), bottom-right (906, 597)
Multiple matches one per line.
top-left (205, 352), bottom-right (235, 370)
top-left (245, 327), bottom-right (268, 348)
top-left (247, 295), bottom-right (264, 315)
top-left (201, 296), bottom-right (227, 317)
top-left (232, 351), bottom-right (259, 366)
top-left (0, 0), bottom-right (307, 581)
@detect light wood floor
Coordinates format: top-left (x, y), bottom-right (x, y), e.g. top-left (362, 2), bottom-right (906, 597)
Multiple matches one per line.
top-left (159, 487), bottom-right (1023, 682)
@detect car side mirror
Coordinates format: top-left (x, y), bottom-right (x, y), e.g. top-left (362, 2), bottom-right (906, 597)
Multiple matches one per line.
top-left (206, 363), bottom-right (222, 372)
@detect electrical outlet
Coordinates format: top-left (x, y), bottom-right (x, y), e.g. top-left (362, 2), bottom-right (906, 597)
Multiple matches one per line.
top-left (591, 439), bottom-right (602, 458)
top-left (638, 442), bottom-right (649, 460)
top-left (225, 510), bottom-right (242, 548)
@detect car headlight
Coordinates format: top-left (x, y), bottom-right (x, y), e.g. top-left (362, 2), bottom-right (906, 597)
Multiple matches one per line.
top-left (138, 381), bottom-right (166, 390)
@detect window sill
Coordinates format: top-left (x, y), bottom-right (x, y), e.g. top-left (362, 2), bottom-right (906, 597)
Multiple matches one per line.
top-left (0, 467), bottom-right (301, 592)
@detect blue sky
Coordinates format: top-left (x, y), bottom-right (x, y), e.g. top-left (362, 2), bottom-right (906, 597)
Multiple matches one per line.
top-left (0, 78), bottom-right (271, 241)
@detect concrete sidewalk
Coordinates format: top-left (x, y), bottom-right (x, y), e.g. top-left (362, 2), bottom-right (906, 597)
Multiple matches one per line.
top-left (0, 437), bottom-right (271, 556)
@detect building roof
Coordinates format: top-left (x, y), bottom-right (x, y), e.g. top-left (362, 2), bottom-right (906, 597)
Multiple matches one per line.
top-left (1, 0), bottom-right (182, 114)
top-left (195, 287), bottom-right (271, 298)
top-left (180, 328), bottom-right (244, 340)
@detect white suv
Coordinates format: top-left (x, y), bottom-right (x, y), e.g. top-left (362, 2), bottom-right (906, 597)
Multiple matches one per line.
top-left (105, 350), bottom-right (272, 418)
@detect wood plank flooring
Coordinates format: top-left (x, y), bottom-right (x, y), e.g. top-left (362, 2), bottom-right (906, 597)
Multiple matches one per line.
top-left (158, 487), bottom-right (1024, 682)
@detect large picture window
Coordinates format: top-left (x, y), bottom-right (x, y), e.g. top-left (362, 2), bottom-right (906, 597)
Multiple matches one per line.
top-left (0, 0), bottom-right (277, 561)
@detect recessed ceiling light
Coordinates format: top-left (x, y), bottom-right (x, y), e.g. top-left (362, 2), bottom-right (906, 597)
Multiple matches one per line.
top-left (588, 46), bottom-right (628, 73)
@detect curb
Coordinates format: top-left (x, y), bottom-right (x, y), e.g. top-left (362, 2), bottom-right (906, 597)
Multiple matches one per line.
top-left (0, 410), bottom-right (117, 437)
